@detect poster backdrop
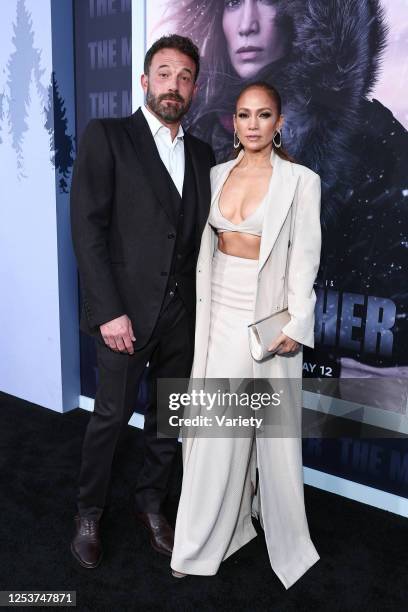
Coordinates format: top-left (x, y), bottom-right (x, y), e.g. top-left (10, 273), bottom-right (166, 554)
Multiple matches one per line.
top-left (76, 0), bottom-right (408, 500)
top-left (74, 0), bottom-right (132, 399)
top-left (144, 0), bottom-right (408, 501)
top-left (147, 0), bottom-right (408, 417)
top-left (0, 0), bottom-right (78, 411)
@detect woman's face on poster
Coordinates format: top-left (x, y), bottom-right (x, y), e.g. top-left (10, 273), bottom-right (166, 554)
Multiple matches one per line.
top-left (222, 0), bottom-right (286, 79)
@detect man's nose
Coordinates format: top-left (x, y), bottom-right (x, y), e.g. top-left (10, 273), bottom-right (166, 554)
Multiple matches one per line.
top-left (167, 73), bottom-right (179, 91)
top-left (238, 0), bottom-right (260, 37)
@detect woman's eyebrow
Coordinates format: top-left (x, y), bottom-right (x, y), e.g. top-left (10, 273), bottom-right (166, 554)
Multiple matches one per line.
top-left (237, 107), bottom-right (273, 112)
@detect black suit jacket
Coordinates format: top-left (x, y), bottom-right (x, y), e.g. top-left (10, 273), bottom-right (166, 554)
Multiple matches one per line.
top-left (70, 108), bottom-right (215, 348)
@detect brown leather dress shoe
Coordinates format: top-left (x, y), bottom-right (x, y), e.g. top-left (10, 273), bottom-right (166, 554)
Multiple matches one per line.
top-left (71, 515), bottom-right (103, 568)
top-left (135, 512), bottom-right (174, 557)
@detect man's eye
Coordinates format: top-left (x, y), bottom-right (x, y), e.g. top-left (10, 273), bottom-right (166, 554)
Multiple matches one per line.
top-left (159, 73), bottom-right (169, 78)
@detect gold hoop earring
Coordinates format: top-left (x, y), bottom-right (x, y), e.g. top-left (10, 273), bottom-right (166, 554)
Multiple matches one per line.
top-left (233, 130), bottom-right (241, 149)
top-left (273, 129), bottom-right (282, 149)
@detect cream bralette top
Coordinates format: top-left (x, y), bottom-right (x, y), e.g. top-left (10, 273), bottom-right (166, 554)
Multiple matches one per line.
top-left (208, 190), bottom-right (267, 237)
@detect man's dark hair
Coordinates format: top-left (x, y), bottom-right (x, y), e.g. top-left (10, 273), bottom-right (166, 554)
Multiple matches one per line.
top-left (144, 34), bottom-right (200, 82)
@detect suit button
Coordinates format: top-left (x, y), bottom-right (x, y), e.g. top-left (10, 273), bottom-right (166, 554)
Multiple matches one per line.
top-left (169, 290), bottom-right (175, 297)
top-left (168, 233), bottom-right (176, 239)
top-left (161, 271), bottom-right (168, 276)
top-left (177, 253), bottom-right (182, 259)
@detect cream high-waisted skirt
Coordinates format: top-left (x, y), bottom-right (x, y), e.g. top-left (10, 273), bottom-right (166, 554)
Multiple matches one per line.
top-left (171, 249), bottom-right (319, 587)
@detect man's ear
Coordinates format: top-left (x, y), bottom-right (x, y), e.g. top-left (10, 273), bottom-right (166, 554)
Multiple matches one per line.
top-left (141, 73), bottom-right (148, 94)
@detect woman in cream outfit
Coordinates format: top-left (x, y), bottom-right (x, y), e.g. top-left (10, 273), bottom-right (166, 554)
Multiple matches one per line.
top-left (171, 82), bottom-right (322, 589)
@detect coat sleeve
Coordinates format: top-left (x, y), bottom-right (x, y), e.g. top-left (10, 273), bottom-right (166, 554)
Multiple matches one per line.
top-left (281, 171), bottom-right (322, 348)
top-left (70, 119), bottom-right (126, 329)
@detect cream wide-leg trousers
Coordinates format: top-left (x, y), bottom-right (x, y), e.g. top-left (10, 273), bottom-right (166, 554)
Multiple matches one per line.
top-left (171, 249), bottom-right (319, 588)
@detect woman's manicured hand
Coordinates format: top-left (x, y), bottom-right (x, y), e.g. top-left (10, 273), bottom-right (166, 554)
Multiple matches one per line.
top-left (268, 333), bottom-right (300, 356)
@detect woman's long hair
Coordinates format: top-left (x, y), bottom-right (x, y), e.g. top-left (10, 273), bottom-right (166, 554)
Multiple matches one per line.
top-left (233, 81), bottom-right (294, 162)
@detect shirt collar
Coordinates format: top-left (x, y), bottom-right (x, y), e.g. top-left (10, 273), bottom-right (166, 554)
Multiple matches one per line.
top-left (141, 104), bottom-right (184, 141)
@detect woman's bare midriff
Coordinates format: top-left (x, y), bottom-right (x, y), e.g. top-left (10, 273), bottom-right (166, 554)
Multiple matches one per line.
top-left (217, 232), bottom-right (261, 260)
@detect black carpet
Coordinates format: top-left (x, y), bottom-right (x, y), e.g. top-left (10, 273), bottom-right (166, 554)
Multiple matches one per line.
top-left (0, 391), bottom-right (407, 612)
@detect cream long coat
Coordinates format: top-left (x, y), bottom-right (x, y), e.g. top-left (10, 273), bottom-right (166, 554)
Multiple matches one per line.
top-left (183, 148), bottom-right (322, 589)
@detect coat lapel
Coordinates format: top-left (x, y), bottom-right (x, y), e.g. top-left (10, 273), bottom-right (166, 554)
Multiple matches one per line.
top-left (205, 148), bottom-right (299, 271)
top-left (124, 109), bottom-right (177, 228)
top-left (209, 154), bottom-right (242, 210)
top-left (258, 150), bottom-right (299, 271)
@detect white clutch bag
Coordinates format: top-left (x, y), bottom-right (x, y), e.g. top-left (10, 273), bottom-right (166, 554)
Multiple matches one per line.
top-left (248, 307), bottom-right (290, 362)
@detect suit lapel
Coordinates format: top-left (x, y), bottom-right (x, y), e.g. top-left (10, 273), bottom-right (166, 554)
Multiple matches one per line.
top-left (258, 151), bottom-right (299, 271)
top-left (124, 108), bottom-right (177, 228)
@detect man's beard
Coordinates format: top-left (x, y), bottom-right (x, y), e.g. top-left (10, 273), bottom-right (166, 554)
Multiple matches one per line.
top-left (146, 89), bottom-right (192, 122)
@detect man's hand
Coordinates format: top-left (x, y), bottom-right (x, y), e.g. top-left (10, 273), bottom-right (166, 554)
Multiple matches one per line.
top-left (268, 332), bottom-right (300, 356)
top-left (100, 315), bottom-right (136, 354)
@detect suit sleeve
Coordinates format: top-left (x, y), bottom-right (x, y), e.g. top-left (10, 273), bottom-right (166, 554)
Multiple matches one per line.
top-left (281, 172), bottom-right (322, 348)
top-left (70, 119), bottom-right (126, 328)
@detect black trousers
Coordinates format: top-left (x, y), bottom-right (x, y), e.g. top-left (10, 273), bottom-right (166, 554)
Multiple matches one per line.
top-left (77, 293), bottom-right (194, 519)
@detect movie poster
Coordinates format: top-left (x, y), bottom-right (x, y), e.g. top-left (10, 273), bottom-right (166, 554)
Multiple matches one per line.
top-left (74, 0), bottom-right (133, 400)
top-left (147, 0), bottom-right (408, 418)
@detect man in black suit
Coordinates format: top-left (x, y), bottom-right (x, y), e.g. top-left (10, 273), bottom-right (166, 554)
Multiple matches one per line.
top-left (70, 34), bottom-right (215, 568)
